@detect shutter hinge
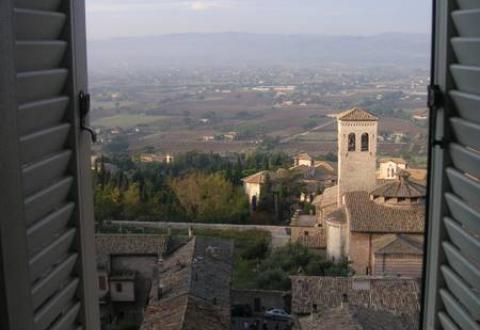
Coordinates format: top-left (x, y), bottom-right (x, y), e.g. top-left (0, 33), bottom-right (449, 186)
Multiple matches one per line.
top-left (428, 84), bottom-right (446, 149)
top-left (427, 84), bottom-right (442, 109)
top-left (79, 91), bottom-right (97, 143)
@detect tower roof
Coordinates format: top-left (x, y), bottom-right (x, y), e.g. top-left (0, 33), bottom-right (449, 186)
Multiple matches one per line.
top-left (337, 107), bottom-right (378, 121)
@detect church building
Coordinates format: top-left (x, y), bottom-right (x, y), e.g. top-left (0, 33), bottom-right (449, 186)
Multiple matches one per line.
top-left (313, 107), bottom-right (426, 277)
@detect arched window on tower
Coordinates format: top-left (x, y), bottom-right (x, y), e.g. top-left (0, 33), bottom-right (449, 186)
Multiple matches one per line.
top-left (348, 133), bottom-right (356, 151)
top-left (361, 133), bottom-right (369, 151)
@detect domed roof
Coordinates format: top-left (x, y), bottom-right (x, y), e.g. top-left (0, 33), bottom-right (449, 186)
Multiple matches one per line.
top-left (371, 171), bottom-right (426, 199)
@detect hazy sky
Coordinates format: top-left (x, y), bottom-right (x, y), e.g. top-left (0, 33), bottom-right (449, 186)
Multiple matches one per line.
top-left (86, 0), bottom-right (431, 40)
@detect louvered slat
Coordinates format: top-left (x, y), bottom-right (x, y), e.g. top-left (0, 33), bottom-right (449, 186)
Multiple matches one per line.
top-left (452, 9), bottom-right (480, 37)
top-left (29, 228), bottom-right (76, 284)
top-left (16, 41), bottom-right (67, 72)
top-left (450, 91), bottom-right (480, 124)
top-left (33, 278), bottom-right (79, 330)
top-left (440, 290), bottom-right (479, 330)
top-left (14, 9), bottom-right (66, 41)
top-left (20, 123), bottom-right (70, 164)
top-left (16, 69), bottom-right (68, 104)
top-left (24, 177), bottom-right (73, 226)
top-left (439, 312), bottom-right (461, 330)
top-left (450, 65), bottom-right (480, 95)
top-left (441, 266), bottom-right (480, 320)
top-left (446, 168), bottom-right (480, 210)
top-left (49, 303), bottom-right (81, 330)
top-left (14, 0), bottom-right (63, 11)
top-left (442, 243), bottom-right (480, 298)
top-left (31, 253), bottom-right (77, 310)
top-left (22, 150), bottom-right (72, 196)
top-left (18, 97), bottom-right (69, 136)
top-left (27, 203), bottom-right (74, 256)
top-left (445, 193), bottom-right (480, 236)
top-left (444, 217), bottom-right (480, 266)
top-left (451, 38), bottom-right (480, 66)
top-left (449, 143), bottom-right (480, 178)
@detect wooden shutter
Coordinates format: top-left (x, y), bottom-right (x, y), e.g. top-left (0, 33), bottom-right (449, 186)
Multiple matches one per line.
top-left (0, 0), bottom-right (99, 329)
top-left (423, 0), bottom-right (480, 329)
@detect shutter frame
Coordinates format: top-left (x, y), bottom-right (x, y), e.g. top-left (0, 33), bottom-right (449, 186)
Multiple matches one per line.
top-left (423, 0), bottom-right (480, 329)
top-left (0, 0), bottom-right (35, 328)
top-left (0, 0), bottom-right (99, 328)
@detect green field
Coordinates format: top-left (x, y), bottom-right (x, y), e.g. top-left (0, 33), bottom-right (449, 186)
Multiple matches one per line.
top-left (297, 131), bottom-right (337, 141)
top-left (93, 114), bottom-right (166, 129)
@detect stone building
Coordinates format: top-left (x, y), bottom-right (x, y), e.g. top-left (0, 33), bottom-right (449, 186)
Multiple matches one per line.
top-left (95, 234), bottom-right (168, 327)
top-left (308, 107), bottom-right (427, 277)
top-left (377, 157), bottom-right (407, 180)
top-left (337, 108), bottom-right (378, 205)
top-left (291, 276), bottom-right (421, 330)
top-left (242, 155), bottom-right (337, 209)
top-left (141, 237), bottom-right (234, 330)
top-left (289, 213), bottom-right (326, 249)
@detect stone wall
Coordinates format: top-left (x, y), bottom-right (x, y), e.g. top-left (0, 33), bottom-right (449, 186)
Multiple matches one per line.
top-left (291, 276), bottom-right (421, 318)
top-left (337, 120), bottom-right (378, 204)
top-left (373, 254), bottom-right (423, 278)
top-left (231, 289), bottom-right (290, 314)
top-left (348, 232), bottom-right (371, 275)
top-left (291, 226), bottom-right (326, 249)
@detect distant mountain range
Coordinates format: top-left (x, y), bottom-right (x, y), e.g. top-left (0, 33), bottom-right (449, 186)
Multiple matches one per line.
top-left (87, 32), bottom-right (430, 70)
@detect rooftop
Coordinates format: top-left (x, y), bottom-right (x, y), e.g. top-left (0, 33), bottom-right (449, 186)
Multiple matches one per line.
top-left (337, 107), bottom-right (379, 122)
top-left (299, 304), bottom-right (415, 330)
top-left (313, 185), bottom-right (338, 208)
top-left (373, 234), bottom-right (424, 255)
top-left (371, 171), bottom-right (426, 199)
top-left (379, 157), bottom-right (407, 165)
top-left (142, 237), bottom-right (234, 330)
top-left (345, 191), bottom-right (424, 233)
top-left (291, 276), bottom-right (421, 325)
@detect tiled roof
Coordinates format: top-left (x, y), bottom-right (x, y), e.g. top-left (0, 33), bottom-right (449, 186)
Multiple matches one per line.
top-left (373, 234), bottom-right (424, 255)
top-left (313, 185), bottom-right (338, 207)
top-left (141, 294), bottom-right (229, 330)
top-left (299, 304), bottom-right (415, 330)
top-left (345, 192), bottom-right (425, 233)
top-left (371, 172), bottom-right (426, 199)
top-left (95, 234), bottom-right (168, 268)
top-left (379, 157), bottom-right (407, 165)
top-left (326, 207), bottom-right (347, 225)
top-left (242, 170), bottom-right (271, 184)
top-left (291, 276), bottom-right (421, 324)
top-left (293, 164), bottom-right (337, 181)
top-left (337, 107), bottom-right (378, 121)
top-left (142, 237), bottom-right (233, 330)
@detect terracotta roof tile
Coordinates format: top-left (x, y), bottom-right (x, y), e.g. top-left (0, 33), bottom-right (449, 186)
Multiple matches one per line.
top-left (345, 192), bottom-right (425, 233)
top-left (371, 172), bottom-right (426, 199)
top-left (338, 107), bottom-right (378, 121)
top-left (373, 234), bottom-right (424, 255)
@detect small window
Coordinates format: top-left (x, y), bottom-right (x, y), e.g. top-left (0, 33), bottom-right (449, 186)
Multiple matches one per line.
top-left (348, 133), bottom-right (356, 151)
top-left (99, 276), bottom-right (107, 291)
top-left (115, 283), bottom-right (123, 292)
top-left (304, 231), bottom-right (309, 237)
top-left (361, 133), bottom-right (369, 151)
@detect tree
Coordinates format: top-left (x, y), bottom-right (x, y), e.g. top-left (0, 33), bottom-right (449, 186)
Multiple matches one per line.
top-left (170, 172), bottom-right (249, 223)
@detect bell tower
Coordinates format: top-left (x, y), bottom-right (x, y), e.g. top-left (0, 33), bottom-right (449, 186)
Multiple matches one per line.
top-left (337, 107), bottom-right (378, 205)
